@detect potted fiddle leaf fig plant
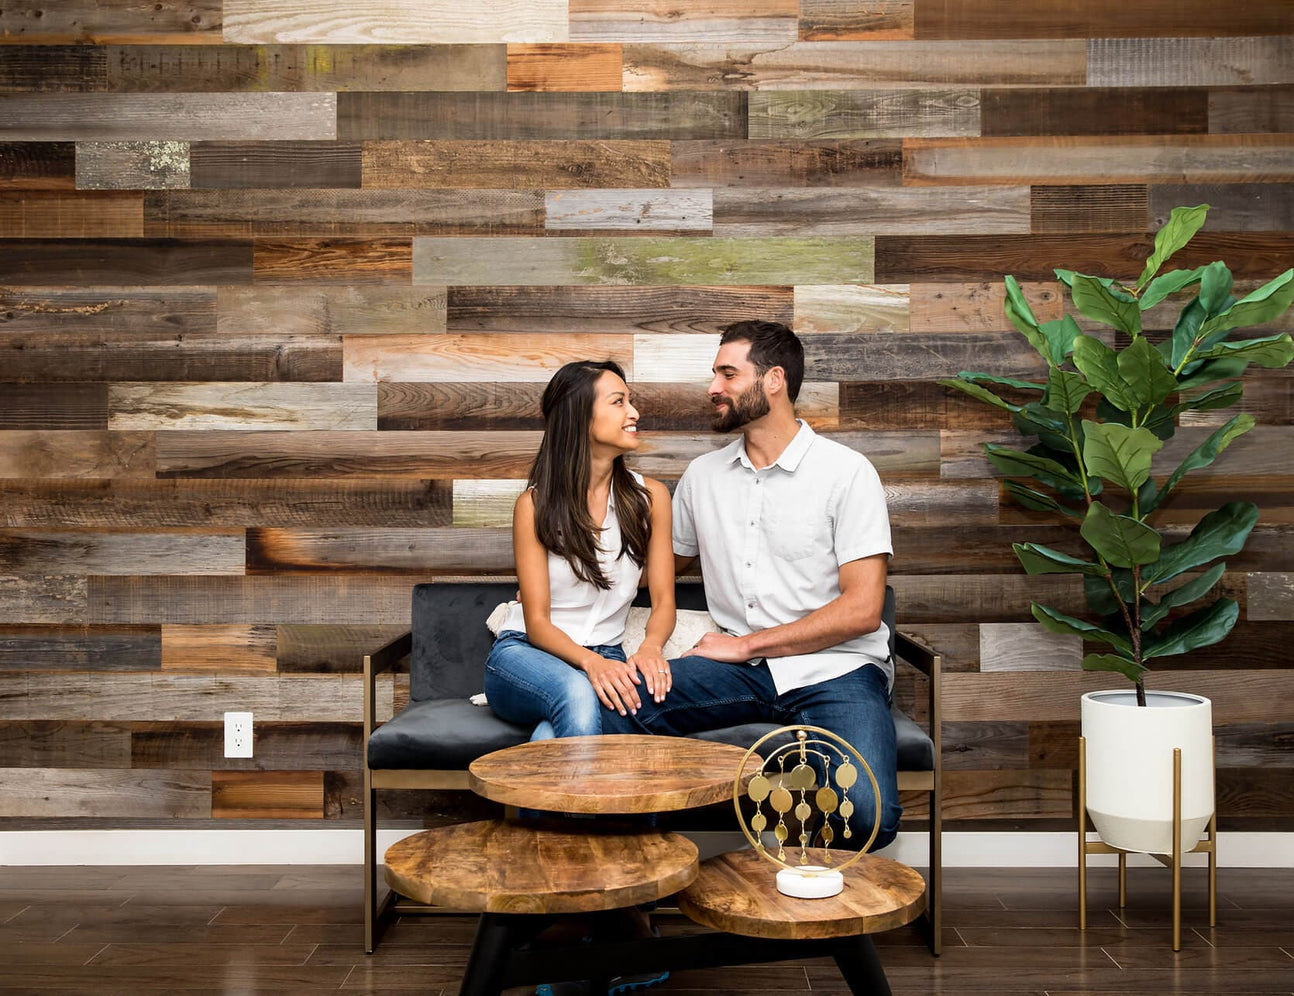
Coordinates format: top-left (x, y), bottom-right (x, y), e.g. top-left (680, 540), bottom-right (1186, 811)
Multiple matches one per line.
top-left (941, 204), bottom-right (1294, 853)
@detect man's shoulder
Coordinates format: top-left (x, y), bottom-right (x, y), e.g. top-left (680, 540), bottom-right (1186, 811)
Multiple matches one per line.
top-left (803, 432), bottom-right (872, 473)
top-left (683, 437), bottom-right (743, 477)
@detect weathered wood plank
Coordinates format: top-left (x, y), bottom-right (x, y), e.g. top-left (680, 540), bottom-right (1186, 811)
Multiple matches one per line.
top-left (211, 770), bottom-right (323, 819)
top-left (105, 44), bottom-right (506, 92)
top-left (343, 333), bottom-right (634, 383)
top-left (506, 44), bottom-right (623, 92)
top-left (839, 382), bottom-right (1009, 430)
top-left (108, 383), bottom-right (377, 430)
top-left (0, 2), bottom-right (222, 44)
top-left (451, 479), bottom-right (527, 527)
top-left (1149, 184), bottom-right (1294, 233)
top-left (628, 430), bottom-right (939, 479)
top-left (670, 139), bottom-right (902, 187)
top-left (940, 770), bottom-right (1072, 821)
top-left (1181, 368), bottom-right (1294, 427)
top-left (252, 239), bottom-right (412, 283)
top-left (1208, 85), bottom-right (1294, 134)
top-left (414, 236), bottom-right (874, 286)
top-left (0, 286), bottom-right (216, 335)
top-left (0, 625), bottom-right (160, 672)
top-left (630, 333), bottom-right (720, 385)
top-left (131, 721), bottom-right (363, 768)
top-left (0, 333), bottom-right (342, 383)
top-left (749, 90), bottom-right (979, 139)
top-left (446, 285), bottom-right (792, 334)
top-left (1030, 185), bottom-right (1150, 234)
top-left (190, 142), bottom-right (361, 189)
top-left (907, 281), bottom-right (1063, 333)
top-left (903, 135), bottom-right (1294, 186)
top-left (712, 185), bottom-right (1030, 236)
top-left (1247, 573), bottom-right (1292, 622)
top-left (0, 431), bottom-right (154, 479)
top-left (917, 0), bottom-right (1294, 38)
top-left (940, 722), bottom-right (1030, 771)
top-left (544, 189), bottom-right (712, 232)
top-left (0, 384), bottom-right (108, 430)
top-left (275, 625), bottom-right (406, 674)
top-left (160, 625), bottom-right (277, 673)
top-left (794, 285), bottom-right (909, 334)
top-left (337, 92), bottom-right (747, 141)
top-left (75, 141), bottom-right (191, 190)
top-left (1144, 620), bottom-right (1294, 671)
top-left (218, 285), bottom-right (445, 337)
top-left (0, 768), bottom-right (210, 818)
top-left (0, 94), bottom-right (337, 141)
top-left (0, 45), bottom-right (107, 92)
top-left (0, 191), bottom-right (142, 238)
top-left (0, 142), bottom-right (76, 190)
top-left (0, 722), bottom-right (132, 767)
top-left (0, 530), bottom-right (244, 575)
top-left (799, 0), bottom-right (912, 41)
top-left (978, 623), bottom-right (1081, 672)
top-left (1089, 36), bottom-right (1294, 87)
top-left (246, 527), bottom-right (513, 573)
top-left (1213, 722), bottom-right (1294, 768)
top-left (982, 87), bottom-right (1206, 137)
top-left (224, 0), bottom-right (567, 44)
top-left (0, 479), bottom-right (452, 529)
top-left (0, 575), bottom-right (88, 625)
top-left (802, 331), bottom-right (1047, 382)
top-left (0, 240), bottom-right (252, 286)
top-left (571, 0), bottom-right (796, 44)
top-left (362, 140), bottom-right (670, 190)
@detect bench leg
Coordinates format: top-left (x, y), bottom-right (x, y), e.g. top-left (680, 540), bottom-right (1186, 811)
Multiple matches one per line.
top-left (460, 913), bottom-right (524, 996)
top-left (832, 936), bottom-right (891, 996)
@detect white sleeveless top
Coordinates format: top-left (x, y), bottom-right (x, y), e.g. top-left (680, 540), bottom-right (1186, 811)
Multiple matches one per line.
top-left (501, 472), bottom-right (646, 647)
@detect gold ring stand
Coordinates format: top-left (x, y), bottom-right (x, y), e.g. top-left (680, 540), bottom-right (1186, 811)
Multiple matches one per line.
top-left (1078, 735), bottom-right (1218, 950)
top-left (734, 726), bottom-right (881, 899)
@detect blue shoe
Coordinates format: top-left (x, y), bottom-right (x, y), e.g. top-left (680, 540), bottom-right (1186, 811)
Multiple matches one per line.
top-left (607, 970), bottom-right (669, 995)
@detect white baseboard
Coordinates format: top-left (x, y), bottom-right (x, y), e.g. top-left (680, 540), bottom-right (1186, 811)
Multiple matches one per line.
top-left (2, 830), bottom-right (1290, 867)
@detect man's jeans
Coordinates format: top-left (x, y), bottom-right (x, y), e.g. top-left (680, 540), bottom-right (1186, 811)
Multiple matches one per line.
top-left (601, 657), bottom-right (902, 849)
top-left (484, 631), bottom-right (624, 741)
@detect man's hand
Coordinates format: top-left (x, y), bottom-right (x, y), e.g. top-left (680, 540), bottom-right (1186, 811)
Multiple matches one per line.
top-left (582, 656), bottom-right (643, 716)
top-left (685, 631), bottom-right (753, 663)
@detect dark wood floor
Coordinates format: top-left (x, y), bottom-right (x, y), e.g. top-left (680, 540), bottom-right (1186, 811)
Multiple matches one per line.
top-left (0, 863), bottom-right (1290, 993)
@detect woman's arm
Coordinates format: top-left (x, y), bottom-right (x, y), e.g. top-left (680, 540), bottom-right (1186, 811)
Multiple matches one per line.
top-left (626, 477), bottom-right (677, 702)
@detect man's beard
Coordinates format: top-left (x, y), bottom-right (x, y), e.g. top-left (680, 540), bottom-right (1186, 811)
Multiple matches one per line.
top-left (711, 378), bottom-right (770, 432)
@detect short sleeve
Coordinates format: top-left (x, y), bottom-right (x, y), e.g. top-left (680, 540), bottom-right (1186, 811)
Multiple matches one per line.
top-left (831, 456), bottom-right (892, 567)
top-left (672, 466), bottom-right (700, 558)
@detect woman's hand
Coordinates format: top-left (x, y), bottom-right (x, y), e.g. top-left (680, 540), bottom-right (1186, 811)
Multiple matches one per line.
top-left (582, 655), bottom-right (643, 716)
top-left (628, 645), bottom-right (671, 703)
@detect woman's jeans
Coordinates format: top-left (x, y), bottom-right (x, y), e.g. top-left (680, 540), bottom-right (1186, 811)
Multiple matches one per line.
top-left (483, 630), bottom-right (623, 741)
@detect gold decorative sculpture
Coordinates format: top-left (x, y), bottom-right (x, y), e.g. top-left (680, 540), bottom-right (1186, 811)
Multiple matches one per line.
top-left (734, 725), bottom-right (881, 899)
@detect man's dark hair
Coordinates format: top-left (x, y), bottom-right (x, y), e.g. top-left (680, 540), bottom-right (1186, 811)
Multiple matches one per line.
top-left (719, 320), bottom-right (805, 402)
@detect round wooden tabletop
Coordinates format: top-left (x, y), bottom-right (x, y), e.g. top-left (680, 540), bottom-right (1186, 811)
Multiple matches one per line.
top-left (677, 848), bottom-right (927, 940)
top-left (384, 819), bottom-right (699, 915)
top-left (469, 734), bottom-right (752, 814)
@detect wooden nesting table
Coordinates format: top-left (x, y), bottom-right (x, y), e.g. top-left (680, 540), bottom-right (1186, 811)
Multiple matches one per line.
top-left (384, 735), bottom-right (925, 996)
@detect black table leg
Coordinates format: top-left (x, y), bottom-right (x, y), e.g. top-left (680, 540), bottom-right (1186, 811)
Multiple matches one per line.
top-left (832, 935), bottom-right (891, 996)
top-left (459, 913), bottom-right (520, 996)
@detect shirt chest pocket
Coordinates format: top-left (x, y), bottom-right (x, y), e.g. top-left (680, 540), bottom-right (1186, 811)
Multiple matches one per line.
top-left (763, 495), bottom-right (827, 564)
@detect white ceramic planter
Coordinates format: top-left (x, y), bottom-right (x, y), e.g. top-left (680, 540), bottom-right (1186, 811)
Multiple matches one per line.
top-left (1080, 689), bottom-right (1214, 855)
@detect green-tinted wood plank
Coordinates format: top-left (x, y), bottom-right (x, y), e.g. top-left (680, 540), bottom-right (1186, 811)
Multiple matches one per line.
top-left (75, 142), bottom-right (191, 190)
top-left (749, 90), bottom-right (979, 139)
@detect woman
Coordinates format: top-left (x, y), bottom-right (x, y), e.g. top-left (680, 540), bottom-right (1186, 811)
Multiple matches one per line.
top-left (485, 360), bottom-right (675, 740)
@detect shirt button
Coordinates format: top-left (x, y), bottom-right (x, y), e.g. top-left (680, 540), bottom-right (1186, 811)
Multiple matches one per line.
top-left (747, 601), bottom-right (756, 608)
top-left (745, 561), bottom-right (752, 567)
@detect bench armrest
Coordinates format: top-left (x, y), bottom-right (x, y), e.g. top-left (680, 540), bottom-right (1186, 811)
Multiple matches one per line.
top-left (895, 630), bottom-right (942, 770)
top-left (363, 631), bottom-right (412, 744)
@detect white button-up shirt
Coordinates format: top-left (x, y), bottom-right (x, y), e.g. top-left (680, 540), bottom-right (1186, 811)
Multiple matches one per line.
top-left (672, 421), bottom-right (893, 694)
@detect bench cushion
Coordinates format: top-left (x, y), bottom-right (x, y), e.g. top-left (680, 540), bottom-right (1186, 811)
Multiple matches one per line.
top-left (369, 698), bottom-right (530, 769)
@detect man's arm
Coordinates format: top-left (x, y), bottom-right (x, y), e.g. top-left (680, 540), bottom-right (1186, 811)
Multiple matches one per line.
top-left (685, 553), bottom-right (887, 662)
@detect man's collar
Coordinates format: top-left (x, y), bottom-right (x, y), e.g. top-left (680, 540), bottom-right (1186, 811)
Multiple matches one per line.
top-left (727, 420), bottom-right (815, 472)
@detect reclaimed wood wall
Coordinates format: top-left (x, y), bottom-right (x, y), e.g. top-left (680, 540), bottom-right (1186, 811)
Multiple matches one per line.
top-left (1, 1), bottom-right (1291, 838)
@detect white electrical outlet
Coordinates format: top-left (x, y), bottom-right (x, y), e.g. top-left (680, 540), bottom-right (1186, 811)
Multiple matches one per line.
top-left (224, 711), bottom-right (253, 758)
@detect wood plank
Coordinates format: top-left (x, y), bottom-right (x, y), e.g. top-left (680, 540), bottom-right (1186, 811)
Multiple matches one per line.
top-left (154, 430), bottom-right (543, 479)
top-left (940, 722), bottom-right (1030, 771)
top-left (636, 429), bottom-right (938, 479)
top-left (0, 576), bottom-right (88, 625)
top-left (345, 333), bottom-right (633, 383)
top-left (130, 720), bottom-right (363, 768)
top-left (0, 142), bottom-right (76, 190)
top-left (630, 332), bottom-right (719, 385)
top-left (625, 41), bottom-right (1083, 90)
top-left (571, 0), bottom-right (796, 44)
top-left (803, 331), bottom-right (1047, 382)
top-left (1247, 573), bottom-right (1291, 622)
top-left (0, 479), bottom-right (452, 528)
top-left (145, 189), bottom-right (544, 238)
top-left (0, 333), bottom-right (342, 383)
top-left (0, 45), bottom-right (106, 92)
top-left (414, 236), bottom-right (875, 286)
top-left (252, 239), bottom-right (412, 283)
top-left (190, 142), bottom-right (361, 189)
top-left (224, 0), bottom-right (567, 44)
top-left (670, 139), bottom-right (902, 187)
top-left (446, 285), bottom-right (792, 334)
top-left (1181, 369), bottom-right (1294, 427)
top-left (211, 770), bottom-right (323, 819)
top-left (1208, 85), bottom-right (1294, 134)
top-left (1144, 621), bottom-right (1294, 672)
top-left (0, 384), bottom-right (108, 430)
top-left (544, 189), bottom-right (712, 232)
top-left (749, 90), bottom-right (979, 139)
top-left (0, 240), bottom-right (251, 286)
top-left (0, 2), bottom-right (221, 44)
top-left (903, 135), bottom-right (1294, 186)
top-left (0, 768), bottom-right (209, 818)
top-left (984, 87), bottom-right (1208, 137)
top-left (1031, 185), bottom-right (1150, 234)
top-left (506, 44), bottom-right (623, 92)
top-left (0, 431), bottom-right (154, 479)
top-left (978, 623), bottom-right (1081, 672)
top-left (0, 722), bottom-right (132, 768)
top-left (451, 479), bottom-right (527, 527)
top-left (337, 92), bottom-right (748, 141)
top-left (1213, 722), bottom-right (1294, 768)
top-left (0, 94), bottom-right (337, 141)
top-left (0, 530), bottom-right (244, 575)
top-left (1217, 768), bottom-right (1294, 819)
top-left (1149, 184), bottom-right (1294, 233)
top-left (275, 625), bottom-right (406, 674)
top-left (0, 286), bottom-right (216, 335)
top-left (75, 141), bottom-right (191, 190)
top-left (105, 44), bottom-right (506, 92)
top-left (0, 625), bottom-right (160, 671)
top-left (940, 770), bottom-right (1072, 821)
top-left (916, 0), bottom-right (1294, 38)
top-left (246, 527), bottom-right (513, 573)
top-left (798, 0), bottom-right (913, 41)
top-left (218, 285), bottom-right (445, 337)
top-left (839, 382), bottom-right (1011, 430)
top-left (908, 281), bottom-right (1063, 333)
top-left (1089, 37), bottom-right (1294, 88)
top-left (362, 139), bottom-right (669, 189)
top-left (0, 191), bottom-right (142, 238)
top-left (108, 383), bottom-right (378, 431)
top-left (713, 185), bottom-right (1030, 236)
top-left (794, 285), bottom-right (909, 333)
top-left (160, 625), bottom-right (277, 673)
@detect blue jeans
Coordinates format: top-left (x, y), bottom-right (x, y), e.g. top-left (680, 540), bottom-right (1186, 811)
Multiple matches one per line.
top-left (601, 657), bottom-right (902, 849)
top-left (484, 631), bottom-right (623, 741)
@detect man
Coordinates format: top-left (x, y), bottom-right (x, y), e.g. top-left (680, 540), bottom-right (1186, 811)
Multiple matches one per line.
top-left (603, 320), bottom-right (901, 849)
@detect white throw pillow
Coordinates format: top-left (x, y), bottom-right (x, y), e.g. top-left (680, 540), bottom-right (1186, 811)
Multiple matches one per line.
top-left (486, 601), bottom-right (719, 659)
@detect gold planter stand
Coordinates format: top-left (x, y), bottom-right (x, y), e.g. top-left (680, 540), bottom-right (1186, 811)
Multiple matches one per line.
top-left (1078, 736), bottom-right (1217, 951)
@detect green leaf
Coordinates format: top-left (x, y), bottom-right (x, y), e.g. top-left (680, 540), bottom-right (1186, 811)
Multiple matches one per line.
top-left (1003, 480), bottom-right (1085, 518)
top-left (1055, 268), bottom-right (1077, 287)
top-left (1072, 335), bottom-right (1137, 412)
top-left (1140, 562), bottom-right (1227, 630)
top-left (1081, 420), bottom-right (1163, 493)
top-left (1071, 274), bottom-right (1142, 334)
top-left (985, 444), bottom-right (1083, 489)
top-left (1145, 501), bottom-right (1259, 585)
top-left (1175, 355), bottom-right (1249, 391)
top-left (1155, 413), bottom-right (1256, 507)
top-left (1081, 501), bottom-right (1162, 568)
top-left (1037, 314), bottom-right (1084, 366)
top-left (1084, 570), bottom-right (1134, 617)
top-left (1117, 335), bottom-right (1179, 410)
top-left (1140, 266), bottom-right (1205, 310)
top-left (1043, 367), bottom-right (1092, 415)
top-left (1178, 381), bottom-right (1243, 414)
top-left (1136, 204), bottom-right (1210, 290)
top-left (1198, 260), bottom-right (1234, 316)
top-left (939, 377), bottom-right (1019, 412)
top-left (1192, 333), bottom-right (1294, 370)
top-left (1196, 269), bottom-right (1294, 340)
top-left (958, 371), bottom-right (1046, 392)
top-left (1166, 296), bottom-right (1207, 371)
top-left (1032, 603), bottom-right (1132, 653)
top-left (1082, 652), bottom-right (1147, 681)
top-left (1142, 598), bottom-right (1239, 659)
top-left (1013, 542), bottom-right (1107, 576)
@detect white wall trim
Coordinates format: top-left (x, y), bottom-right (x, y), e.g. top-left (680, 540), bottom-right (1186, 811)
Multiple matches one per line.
top-left (2, 830), bottom-right (1290, 867)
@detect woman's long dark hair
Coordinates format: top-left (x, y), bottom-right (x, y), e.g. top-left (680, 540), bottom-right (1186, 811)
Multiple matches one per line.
top-left (529, 360), bottom-right (652, 590)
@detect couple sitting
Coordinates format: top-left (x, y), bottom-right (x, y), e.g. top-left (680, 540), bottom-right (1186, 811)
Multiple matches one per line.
top-left (484, 320), bottom-right (901, 850)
